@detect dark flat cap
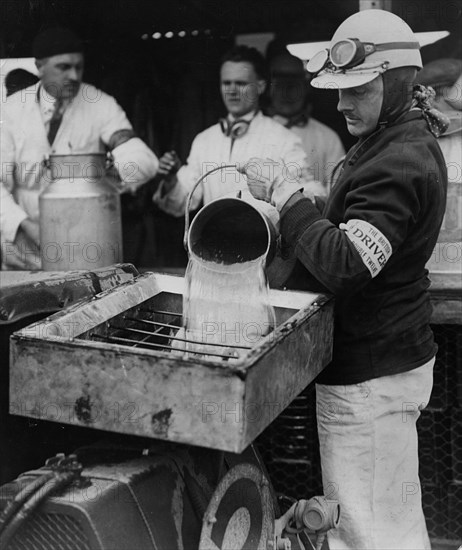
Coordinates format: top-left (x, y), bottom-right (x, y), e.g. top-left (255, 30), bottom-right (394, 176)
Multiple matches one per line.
top-left (32, 27), bottom-right (83, 59)
top-left (416, 58), bottom-right (462, 88)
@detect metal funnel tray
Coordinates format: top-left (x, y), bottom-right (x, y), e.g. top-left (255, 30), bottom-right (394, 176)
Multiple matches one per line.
top-left (10, 273), bottom-right (333, 453)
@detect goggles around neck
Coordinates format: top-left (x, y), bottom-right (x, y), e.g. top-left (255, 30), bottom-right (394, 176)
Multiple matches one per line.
top-left (307, 38), bottom-right (420, 74)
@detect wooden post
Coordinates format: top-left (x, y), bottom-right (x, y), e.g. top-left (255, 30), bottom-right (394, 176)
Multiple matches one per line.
top-left (359, 0), bottom-right (392, 10)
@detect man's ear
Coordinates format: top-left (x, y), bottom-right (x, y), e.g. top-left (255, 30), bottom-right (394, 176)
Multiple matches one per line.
top-left (257, 79), bottom-right (267, 96)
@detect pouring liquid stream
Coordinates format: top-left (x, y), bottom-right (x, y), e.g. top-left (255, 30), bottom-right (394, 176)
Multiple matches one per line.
top-left (180, 255), bottom-right (276, 361)
top-left (176, 194), bottom-right (277, 361)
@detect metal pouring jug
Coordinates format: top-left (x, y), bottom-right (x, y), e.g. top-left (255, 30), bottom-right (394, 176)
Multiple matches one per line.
top-left (181, 165), bottom-right (279, 358)
top-left (39, 153), bottom-right (123, 271)
top-left (184, 165), bottom-right (278, 266)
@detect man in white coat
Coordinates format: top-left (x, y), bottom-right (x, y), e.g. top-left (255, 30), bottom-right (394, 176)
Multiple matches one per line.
top-left (0, 27), bottom-right (159, 270)
top-left (153, 45), bottom-right (314, 217)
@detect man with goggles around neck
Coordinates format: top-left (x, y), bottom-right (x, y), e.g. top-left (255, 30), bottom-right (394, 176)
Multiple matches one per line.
top-left (239, 9), bottom-right (448, 549)
top-left (152, 45), bottom-right (315, 219)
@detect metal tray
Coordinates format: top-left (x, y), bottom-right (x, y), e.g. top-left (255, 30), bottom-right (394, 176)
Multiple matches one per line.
top-left (10, 273), bottom-right (333, 453)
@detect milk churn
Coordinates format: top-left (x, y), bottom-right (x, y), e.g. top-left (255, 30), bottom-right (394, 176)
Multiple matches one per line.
top-left (39, 153), bottom-right (123, 271)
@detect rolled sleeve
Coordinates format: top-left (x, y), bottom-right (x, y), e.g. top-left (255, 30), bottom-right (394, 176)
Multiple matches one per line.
top-left (111, 137), bottom-right (159, 191)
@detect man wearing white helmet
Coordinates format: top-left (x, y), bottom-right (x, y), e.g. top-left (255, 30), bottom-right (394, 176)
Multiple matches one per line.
top-left (239, 9), bottom-right (448, 549)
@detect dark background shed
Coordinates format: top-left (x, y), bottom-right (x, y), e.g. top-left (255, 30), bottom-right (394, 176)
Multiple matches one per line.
top-left (1, 0), bottom-right (461, 267)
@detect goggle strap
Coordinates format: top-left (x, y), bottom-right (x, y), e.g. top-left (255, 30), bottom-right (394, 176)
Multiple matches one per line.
top-left (373, 41), bottom-right (421, 51)
top-left (323, 60), bottom-right (388, 75)
top-left (308, 41), bottom-right (420, 75)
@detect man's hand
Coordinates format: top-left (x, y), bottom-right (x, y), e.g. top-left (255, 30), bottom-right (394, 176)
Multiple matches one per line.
top-left (238, 158), bottom-right (282, 202)
top-left (19, 218), bottom-right (40, 247)
top-left (238, 157), bottom-right (307, 211)
top-left (157, 151), bottom-right (181, 177)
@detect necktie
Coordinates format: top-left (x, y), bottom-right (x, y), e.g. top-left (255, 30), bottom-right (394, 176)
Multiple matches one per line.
top-left (47, 99), bottom-right (63, 145)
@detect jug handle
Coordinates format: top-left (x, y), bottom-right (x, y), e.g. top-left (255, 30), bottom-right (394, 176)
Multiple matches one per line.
top-left (183, 164), bottom-right (237, 250)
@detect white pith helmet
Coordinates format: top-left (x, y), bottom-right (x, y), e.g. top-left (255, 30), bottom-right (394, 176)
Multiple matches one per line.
top-left (310, 9), bottom-right (422, 89)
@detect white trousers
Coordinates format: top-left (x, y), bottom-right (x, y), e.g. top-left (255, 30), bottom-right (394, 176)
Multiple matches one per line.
top-left (316, 359), bottom-right (435, 550)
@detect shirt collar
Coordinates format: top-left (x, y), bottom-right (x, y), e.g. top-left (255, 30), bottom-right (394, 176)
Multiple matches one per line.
top-left (39, 85), bottom-right (55, 114)
top-left (228, 109), bottom-right (259, 123)
top-left (38, 84), bottom-right (68, 121)
top-left (271, 108), bottom-right (310, 129)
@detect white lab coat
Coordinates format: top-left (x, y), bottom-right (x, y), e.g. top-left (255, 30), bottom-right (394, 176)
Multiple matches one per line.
top-left (0, 82), bottom-right (158, 269)
top-left (153, 111), bottom-right (313, 217)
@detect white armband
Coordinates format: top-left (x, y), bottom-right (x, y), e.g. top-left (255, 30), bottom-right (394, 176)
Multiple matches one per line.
top-left (340, 219), bottom-right (392, 278)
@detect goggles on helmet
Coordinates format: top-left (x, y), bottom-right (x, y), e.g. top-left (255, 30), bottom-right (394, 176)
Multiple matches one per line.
top-left (306, 38), bottom-right (420, 74)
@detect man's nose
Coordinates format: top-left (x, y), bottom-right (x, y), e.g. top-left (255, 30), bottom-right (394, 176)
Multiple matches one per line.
top-left (229, 84), bottom-right (241, 95)
top-left (67, 67), bottom-right (79, 80)
top-left (337, 90), bottom-right (352, 112)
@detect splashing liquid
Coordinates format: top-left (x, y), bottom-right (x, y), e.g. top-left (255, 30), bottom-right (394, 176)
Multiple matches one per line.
top-left (179, 197), bottom-right (276, 361)
top-left (182, 256), bottom-right (276, 360)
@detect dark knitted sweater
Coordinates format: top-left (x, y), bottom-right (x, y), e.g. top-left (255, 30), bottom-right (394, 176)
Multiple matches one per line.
top-left (280, 110), bottom-right (447, 384)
